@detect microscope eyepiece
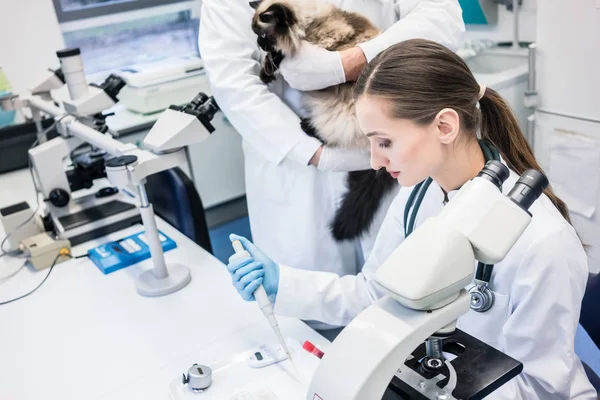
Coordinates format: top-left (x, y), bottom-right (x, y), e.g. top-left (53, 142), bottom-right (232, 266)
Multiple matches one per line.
top-left (476, 160), bottom-right (510, 189)
top-left (508, 169), bottom-right (549, 212)
top-left (189, 93), bottom-right (209, 110)
top-left (97, 74), bottom-right (126, 102)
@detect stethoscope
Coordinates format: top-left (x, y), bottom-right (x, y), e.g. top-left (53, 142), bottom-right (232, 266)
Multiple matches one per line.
top-left (403, 140), bottom-right (501, 313)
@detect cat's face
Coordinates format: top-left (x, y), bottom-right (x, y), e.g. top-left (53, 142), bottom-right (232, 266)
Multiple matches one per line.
top-left (249, 1), bottom-right (298, 53)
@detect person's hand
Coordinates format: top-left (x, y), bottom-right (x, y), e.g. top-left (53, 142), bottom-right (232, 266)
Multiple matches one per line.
top-left (310, 145), bottom-right (371, 172)
top-left (279, 41), bottom-right (346, 91)
top-left (227, 234), bottom-right (280, 301)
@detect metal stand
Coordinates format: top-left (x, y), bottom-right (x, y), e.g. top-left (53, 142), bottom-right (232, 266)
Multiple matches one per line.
top-left (134, 183), bottom-right (191, 296)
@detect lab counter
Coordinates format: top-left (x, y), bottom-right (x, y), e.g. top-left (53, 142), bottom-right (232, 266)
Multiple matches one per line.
top-left (0, 168), bottom-right (328, 400)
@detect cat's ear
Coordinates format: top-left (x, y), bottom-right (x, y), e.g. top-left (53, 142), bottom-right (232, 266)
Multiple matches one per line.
top-left (267, 4), bottom-right (297, 26)
top-left (249, 1), bottom-right (262, 10)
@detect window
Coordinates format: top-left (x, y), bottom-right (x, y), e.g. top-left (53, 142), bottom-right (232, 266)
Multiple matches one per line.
top-left (52, 0), bottom-right (199, 75)
top-left (53, 0), bottom-right (190, 23)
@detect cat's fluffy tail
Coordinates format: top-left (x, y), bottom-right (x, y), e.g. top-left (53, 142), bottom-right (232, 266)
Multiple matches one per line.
top-left (330, 169), bottom-right (397, 241)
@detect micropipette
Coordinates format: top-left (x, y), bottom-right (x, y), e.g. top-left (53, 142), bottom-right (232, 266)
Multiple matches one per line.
top-left (230, 240), bottom-right (294, 366)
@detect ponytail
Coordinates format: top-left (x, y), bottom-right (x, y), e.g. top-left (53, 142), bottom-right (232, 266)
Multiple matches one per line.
top-left (479, 88), bottom-right (572, 224)
top-left (355, 39), bottom-right (575, 228)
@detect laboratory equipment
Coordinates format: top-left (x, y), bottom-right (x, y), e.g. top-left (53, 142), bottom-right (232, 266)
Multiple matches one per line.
top-left (25, 53), bottom-right (217, 247)
top-left (56, 48), bottom-right (88, 101)
top-left (30, 48), bottom-right (127, 133)
top-left (404, 143), bottom-right (509, 314)
top-left (307, 161), bottom-right (549, 400)
top-left (302, 341), bottom-right (324, 359)
top-left (182, 364), bottom-right (213, 392)
top-left (87, 230), bottom-right (176, 275)
top-left (22, 58), bottom-right (219, 296)
top-left (168, 338), bottom-right (315, 400)
top-left (230, 240), bottom-right (293, 365)
top-left (117, 56), bottom-right (207, 114)
top-left (19, 232), bottom-right (71, 271)
top-left (28, 132), bottom-right (142, 245)
top-left (61, 73), bottom-right (126, 127)
top-left (0, 201), bottom-right (42, 252)
top-left (248, 343), bottom-right (290, 368)
top-left (30, 67), bottom-right (64, 99)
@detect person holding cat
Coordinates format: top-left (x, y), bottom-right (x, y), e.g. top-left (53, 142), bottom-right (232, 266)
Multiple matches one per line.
top-left (225, 39), bottom-right (597, 399)
top-left (199, 0), bottom-right (465, 330)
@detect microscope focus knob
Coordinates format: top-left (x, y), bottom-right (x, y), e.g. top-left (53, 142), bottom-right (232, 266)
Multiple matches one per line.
top-left (469, 285), bottom-right (495, 313)
top-left (49, 189), bottom-right (70, 207)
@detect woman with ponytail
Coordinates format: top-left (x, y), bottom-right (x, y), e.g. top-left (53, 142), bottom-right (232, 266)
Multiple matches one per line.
top-left (225, 39), bottom-right (596, 398)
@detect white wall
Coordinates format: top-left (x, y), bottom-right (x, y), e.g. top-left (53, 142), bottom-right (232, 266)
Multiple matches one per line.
top-left (0, 1), bottom-right (65, 96)
top-left (465, 0), bottom-right (537, 43)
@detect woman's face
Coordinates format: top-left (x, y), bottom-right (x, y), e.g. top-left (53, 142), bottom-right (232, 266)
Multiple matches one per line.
top-left (356, 95), bottom-right (445, 187)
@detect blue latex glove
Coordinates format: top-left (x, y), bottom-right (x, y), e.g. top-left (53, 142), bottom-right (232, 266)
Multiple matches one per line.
top-left (227, 234), bottom-right (280, 301)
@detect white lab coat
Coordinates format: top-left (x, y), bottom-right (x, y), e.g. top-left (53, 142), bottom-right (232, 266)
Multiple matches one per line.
top-left (198, 1), bottom-right (465, 278)
top-left (275, 168), bottom-right (597, 399)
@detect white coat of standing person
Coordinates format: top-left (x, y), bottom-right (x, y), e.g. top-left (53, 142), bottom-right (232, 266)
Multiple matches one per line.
top-left (198, 0), bottom-right (465, 306)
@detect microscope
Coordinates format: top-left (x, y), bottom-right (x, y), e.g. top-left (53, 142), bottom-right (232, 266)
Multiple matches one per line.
top-left (34, 48), bottom-right (127, 132)
top-left (26, 48), bottom-right (132, 245)
top-left (22, 48), bottom-right (220, 296)
top-left (307, 161), bottom-right (549, 400)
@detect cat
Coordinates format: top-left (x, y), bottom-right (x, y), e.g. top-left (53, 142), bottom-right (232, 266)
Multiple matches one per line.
top-left (249, 0), bottom-right (397, 241)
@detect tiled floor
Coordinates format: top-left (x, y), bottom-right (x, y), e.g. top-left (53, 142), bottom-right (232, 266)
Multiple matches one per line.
top-left (576, 325), bottom-right (600, 377)
top-left (208, 216), bottom-right (253, 264)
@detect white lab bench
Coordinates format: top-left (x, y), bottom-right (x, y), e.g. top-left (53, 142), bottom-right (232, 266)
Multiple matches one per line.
top-left (0, 168), bottom-right (328, 400)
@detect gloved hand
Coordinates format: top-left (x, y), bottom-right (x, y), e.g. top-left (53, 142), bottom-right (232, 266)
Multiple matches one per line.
top-left (227, 234), bottom-right (280, 301)
top-left (317, 146), bottom-right (372, 172)
top-left (279, 41), bottom-right (346, 91)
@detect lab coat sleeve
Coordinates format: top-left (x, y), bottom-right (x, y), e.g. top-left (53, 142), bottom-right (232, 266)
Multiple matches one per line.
top-left (273, 189), bottom-right (409, 326)
top-left (489, 226), bottom-right (590, 399)
top-left (199, 0), bottom-right (322, 166)
top-left (358, 0), bottom-right (465, 62)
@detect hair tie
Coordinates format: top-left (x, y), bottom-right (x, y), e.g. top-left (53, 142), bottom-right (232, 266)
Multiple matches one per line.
top-left (478, 84), bottom-right (487, 100)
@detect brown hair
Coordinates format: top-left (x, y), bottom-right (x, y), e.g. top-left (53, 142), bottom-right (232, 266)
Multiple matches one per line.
top-left (354, 39), bottom-right (572, 224)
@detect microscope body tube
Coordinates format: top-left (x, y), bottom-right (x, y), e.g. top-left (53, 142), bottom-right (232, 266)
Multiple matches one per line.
top-left (57, 49), bottom-right (89, 100)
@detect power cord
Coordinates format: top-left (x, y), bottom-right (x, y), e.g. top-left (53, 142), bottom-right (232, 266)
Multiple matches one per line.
top-left (0, 261), bottom-right (26, 281)
top-left (0, 248), bottom-right (71, 306)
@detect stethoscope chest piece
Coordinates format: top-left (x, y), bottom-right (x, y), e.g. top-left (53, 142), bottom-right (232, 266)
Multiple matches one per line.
top-left (469, 284), bottom-right (495, 313)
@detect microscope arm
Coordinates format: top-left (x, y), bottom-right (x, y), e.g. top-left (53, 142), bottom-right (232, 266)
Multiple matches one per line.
top-left (25, 95), bottom-right (186, 185)
top-left (25, 96), bottom-right (136, 156)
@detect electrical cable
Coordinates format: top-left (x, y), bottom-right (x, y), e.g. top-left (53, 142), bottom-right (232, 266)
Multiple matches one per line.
top-left (0, 249), bottom-right (71, 306)
top-left (0, 261), bottom-right (27, 281)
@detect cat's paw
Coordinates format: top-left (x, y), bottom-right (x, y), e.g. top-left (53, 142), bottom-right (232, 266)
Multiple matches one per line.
top-left (259, 68), bottom-right (276, 84)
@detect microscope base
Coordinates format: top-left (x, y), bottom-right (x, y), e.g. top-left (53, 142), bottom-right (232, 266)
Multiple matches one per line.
top-left (135, 263), bottom-right (191, 297)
